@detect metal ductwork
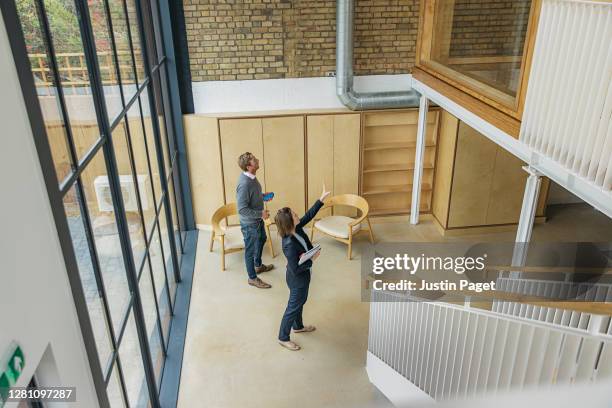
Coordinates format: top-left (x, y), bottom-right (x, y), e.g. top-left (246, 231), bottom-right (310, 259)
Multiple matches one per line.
top-left (336, 0), bottom-right (420, 110)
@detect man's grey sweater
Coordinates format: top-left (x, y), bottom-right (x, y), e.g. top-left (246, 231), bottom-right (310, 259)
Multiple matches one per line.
top-left (236, 173), bottom-right (264, 225)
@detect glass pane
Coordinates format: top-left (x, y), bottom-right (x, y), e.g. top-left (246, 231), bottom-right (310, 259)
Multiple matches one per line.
top-left (151, 72), bottom-right (171, 177)
top-left (40, 0), bottom-right (102, 161)
top-left (106, 365), bottom-right (126, 408)
top-left (126, 102), bottom-right (157, 240)
top-left (63, 185), bottom-right (114, 371)
top-left (88, 0), bottom-right (122, 120)
top-left (81, 149), bottom-right (131, 333)
top-left (107, 0), bottom-right (138, 103)
top-left (124, 0), bottom-right (145, 83)
top-left (16, 0), bottom-right (73, 184)
top-left (110, 119), bottom-right (146, 269)
top-left (148, 230), bottom-right (171, 341)
top-left (140, 90), bottom-right (163, 210)
top-left (118, 311), bottom-right (151, 407)
top-left (139, 261), bottom-right (164, 384)
top-left (158, 204), bottom-right (177, 304)
top-left (429, 0), bottom-right (531, 97)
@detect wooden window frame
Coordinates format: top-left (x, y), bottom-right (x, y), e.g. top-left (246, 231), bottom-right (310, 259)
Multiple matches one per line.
top-left (415, 0), bottom-right (542, 123)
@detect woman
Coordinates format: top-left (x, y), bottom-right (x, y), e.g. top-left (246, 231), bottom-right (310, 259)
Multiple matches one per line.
top-left (275, 185), bottom-right (330, 351)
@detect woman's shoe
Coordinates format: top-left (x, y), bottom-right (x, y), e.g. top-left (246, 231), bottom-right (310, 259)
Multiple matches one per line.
top-left (293, 325), bottom-right (316, 333)
top-left (278, 340), bottom-right (301, 351)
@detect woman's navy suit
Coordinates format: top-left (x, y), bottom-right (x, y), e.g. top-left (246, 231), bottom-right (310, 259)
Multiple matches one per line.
top-left (278, 199), bottom-right (324, 341)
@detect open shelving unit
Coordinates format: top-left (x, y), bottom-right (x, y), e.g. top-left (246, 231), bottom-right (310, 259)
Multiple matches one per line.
top-left (360, 108), bottom-right (440, 216)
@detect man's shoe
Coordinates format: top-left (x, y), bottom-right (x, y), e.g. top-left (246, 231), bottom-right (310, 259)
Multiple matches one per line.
top-left (248, 277), bottom-right (272, 289)
top-left (278, 340), bottom-right (301, 351)
top-left (293, 325), bottom-right (316, 333)
top-left (255, 264), bottom-right (274, 274)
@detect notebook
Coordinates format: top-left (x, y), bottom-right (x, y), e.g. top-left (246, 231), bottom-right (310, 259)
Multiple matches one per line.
top-left (298, 243), bottom-right (321, 265)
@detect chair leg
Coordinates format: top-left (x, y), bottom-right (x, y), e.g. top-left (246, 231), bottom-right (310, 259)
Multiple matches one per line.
top-left (220, 236), bottom-right (226, 271)
top-left (310, 224), bottom-right (315, 241)
top-left (209, 231), bottom-right (215, 252)
top-left (366, 217), bottom-right (375, 243)
top-left (348, 235), bottom-right (353, 260)
top-left (265, 224), bottom-right (275, 258)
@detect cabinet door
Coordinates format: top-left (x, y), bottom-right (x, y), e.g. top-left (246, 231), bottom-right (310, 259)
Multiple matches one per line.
top-left (220, 118), bottom-right (265, 224)
top-left (333, 114), bottom-right (361, 216)
top-left (432, 110), bottom-right (459, 228)
top-left (307, 115), bottom-right (334, 218)
top-left (262, 116), bottom-right (305, 216)
top-left (486, 148), bottom-right (528, 225)
top-left (448, 122), bottom-right (497, 228)
top-left (184, 115), bottom-right (225, 227)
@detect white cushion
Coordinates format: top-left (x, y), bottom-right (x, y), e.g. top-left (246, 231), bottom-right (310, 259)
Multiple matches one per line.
top-left (315, 216), bottom-right (361, 239)
top-left (222, 226), bottom-right (244, 250)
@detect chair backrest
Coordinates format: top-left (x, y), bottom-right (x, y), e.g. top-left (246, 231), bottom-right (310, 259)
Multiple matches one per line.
top-left (211, 202), bottom-right (238, 234)
top-left (323, 194), bottom-right (369, 216)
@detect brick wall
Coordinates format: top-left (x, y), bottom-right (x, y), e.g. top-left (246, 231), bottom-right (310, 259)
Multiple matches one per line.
top-left (449, 0), bottom-right (532, 57)
top-left (183, 0), bottom-right (531, 82)
top-left (183, 0), bottom-right (419, 81)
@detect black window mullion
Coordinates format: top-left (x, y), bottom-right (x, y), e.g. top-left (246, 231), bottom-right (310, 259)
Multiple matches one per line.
top-left (133, 0), bottom-right (181, 284)
top-left (154, 219), bottom-right (175, 316)
top-left (101, 0), bottom-right (129, 116)
top-left (113, 351), bottom-right (132, 408)
top-left (33, 0), bottom-right (80, 175)
top-left (72, 0), bottom-right (161, 406)
top-left (120, 0), bottom-right (143, 86)
top-left (143, 254), bottom-right (169, 355)
top-left (120, 101), bottom-right (169, 355)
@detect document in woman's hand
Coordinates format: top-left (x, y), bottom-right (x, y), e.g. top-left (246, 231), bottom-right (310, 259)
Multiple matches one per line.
top-left (298, 244), bottom-right (321, 265)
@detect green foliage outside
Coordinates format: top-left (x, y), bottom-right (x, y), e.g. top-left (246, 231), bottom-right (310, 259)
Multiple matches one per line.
top-left (16, 0), bottom-right (130, 55)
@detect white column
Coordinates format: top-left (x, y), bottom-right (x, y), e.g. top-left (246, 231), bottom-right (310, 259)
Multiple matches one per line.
top-left (511, 166), bottom-right (543, 272)
top-left (410, 95), bottom-right (428, 225)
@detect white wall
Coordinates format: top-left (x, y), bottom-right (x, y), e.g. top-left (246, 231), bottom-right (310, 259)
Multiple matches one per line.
top-left (0, 12), bottom-right (99, 408)
top-left (192, 74), bottom-right (413, 113)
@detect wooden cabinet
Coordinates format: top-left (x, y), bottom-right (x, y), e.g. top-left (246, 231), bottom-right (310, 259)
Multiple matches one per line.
top-left (183, 108), bottom-right (545, 231)
top-left (361, 109), bottom-right (440, 216)
top-left (307, 114), bottom-right (360, 217)
top-left (432, 113), bottom-right (549, 231)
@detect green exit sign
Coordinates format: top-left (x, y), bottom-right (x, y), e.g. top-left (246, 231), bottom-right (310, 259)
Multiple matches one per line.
top-left (0, 343), bottom-right (25, 407)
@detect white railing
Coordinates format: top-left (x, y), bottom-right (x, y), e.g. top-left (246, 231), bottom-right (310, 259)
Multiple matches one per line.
top-left (493, 277), bottom-right (612, 333)
top-left (520, 0), bottom-right (612, 192)
top-left (368, 291), bottom-right (612, 402)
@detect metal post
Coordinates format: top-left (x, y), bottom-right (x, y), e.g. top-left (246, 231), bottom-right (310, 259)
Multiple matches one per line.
top-left (511, 166), bottom-right (542, 274)
top-left (410, 95), bottom-right (428, 225)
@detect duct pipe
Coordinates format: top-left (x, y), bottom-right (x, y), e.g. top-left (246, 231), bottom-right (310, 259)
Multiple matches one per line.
top-left (336, 0), bottom-right (420, 110)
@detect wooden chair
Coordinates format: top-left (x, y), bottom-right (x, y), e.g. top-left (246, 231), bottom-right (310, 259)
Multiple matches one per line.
top-left (209, 203), bottom-right (275, 270)
top-left (309, 194), bottom-right (374, 259)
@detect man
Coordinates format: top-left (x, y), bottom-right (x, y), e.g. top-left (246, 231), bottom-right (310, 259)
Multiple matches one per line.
top-left (237, 152), bottom-right (274, 288)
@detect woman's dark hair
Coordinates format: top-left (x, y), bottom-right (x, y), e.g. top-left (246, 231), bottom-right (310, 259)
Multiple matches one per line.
top-left (275, 207), bottom-right (295, 238)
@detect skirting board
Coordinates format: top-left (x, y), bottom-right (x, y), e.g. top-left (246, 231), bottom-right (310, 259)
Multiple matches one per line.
top-left (366, 351), bottom-right (434, 407)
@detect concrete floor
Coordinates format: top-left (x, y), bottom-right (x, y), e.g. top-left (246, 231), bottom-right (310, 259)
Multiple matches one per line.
top-left (177, 204), bottom-right (612, 408)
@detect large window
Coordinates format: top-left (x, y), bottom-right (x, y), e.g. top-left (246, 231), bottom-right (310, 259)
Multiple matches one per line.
top-left (417, 0), bottom-right (536, 116)
top-left (10, 0), bottom-right (186, 405)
